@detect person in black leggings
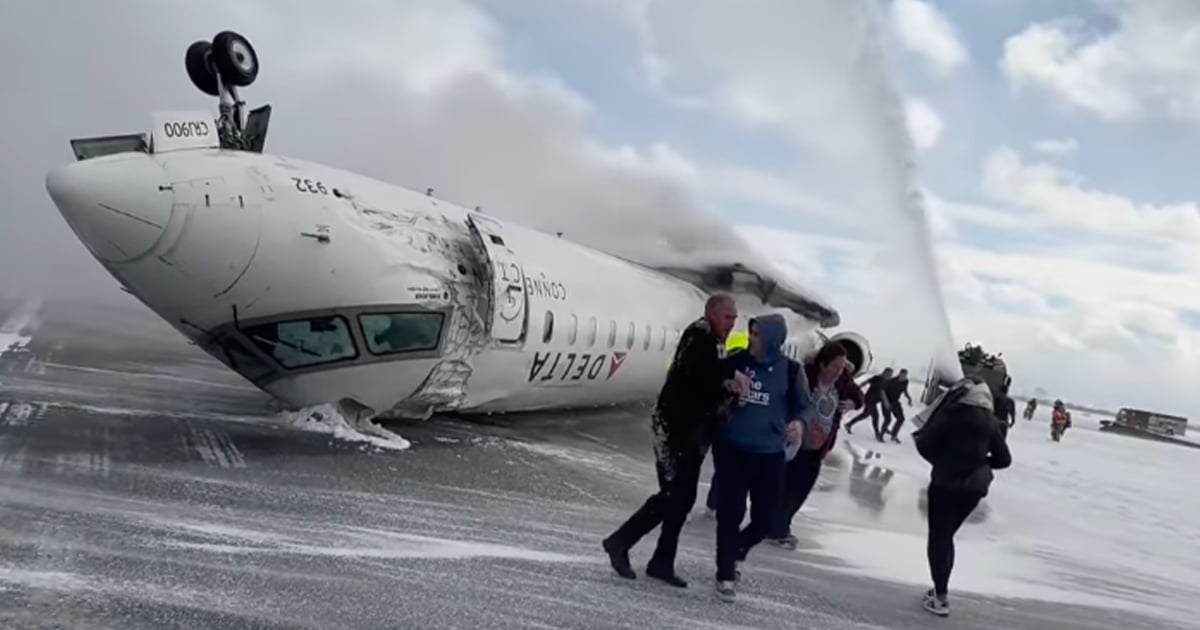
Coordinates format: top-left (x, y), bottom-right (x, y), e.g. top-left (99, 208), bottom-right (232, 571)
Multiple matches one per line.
top-left (913, 378), bottom-right (1012, 618)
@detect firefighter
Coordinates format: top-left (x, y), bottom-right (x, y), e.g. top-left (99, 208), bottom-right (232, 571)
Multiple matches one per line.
top-left (1050, 399), bottom-right (1071, 442)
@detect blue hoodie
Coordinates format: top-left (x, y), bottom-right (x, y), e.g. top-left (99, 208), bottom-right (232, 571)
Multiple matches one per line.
top-left (721, 314), bottom-right (813, 454)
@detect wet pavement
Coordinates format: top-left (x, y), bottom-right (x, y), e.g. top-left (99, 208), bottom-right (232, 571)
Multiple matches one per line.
top-left (0, 296), bottom-right (1186, 630)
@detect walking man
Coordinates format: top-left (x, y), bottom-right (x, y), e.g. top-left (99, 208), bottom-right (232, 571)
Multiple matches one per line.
top-left (711, 314), bottom-right (810, 602)
top-left (881, 368), bottom-right (913, 443)
top-left (602, 294), bottom-right (746, 588)
top-left (844, 367), bottom-right (891, 441)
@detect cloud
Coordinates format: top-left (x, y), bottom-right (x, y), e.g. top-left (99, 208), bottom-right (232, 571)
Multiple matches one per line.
top-left (1032, 137), bottom-right (1078, 156)
top-left (981, 146), bottom-right (1200, 245)
top-left (904, 97), bottom-right (944, 151)
top-left (1000, 0), bottom-right (1200, 122)
top-left (0, 0), bottom-right (795, 303)
top-left (887, 0), bottom-right (969, 76)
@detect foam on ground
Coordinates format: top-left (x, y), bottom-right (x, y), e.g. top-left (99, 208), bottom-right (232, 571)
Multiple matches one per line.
top-left (279, 403), bottom-right (411, 451)
top-left (0, 297), bottom-right (41, 354)
top-left (796, 403), bottom-right (1200, 627)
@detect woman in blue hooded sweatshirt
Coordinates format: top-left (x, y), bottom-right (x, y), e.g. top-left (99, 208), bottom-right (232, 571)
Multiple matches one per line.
top-left (711, 314), bottom-right (811, 602)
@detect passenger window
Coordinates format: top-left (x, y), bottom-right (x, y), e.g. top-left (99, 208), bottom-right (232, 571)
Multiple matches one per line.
top-left (543, 311), bottom-right (555, 343)
top-left (659, 327), bottom-right (667, 351)
top-left (626, 322), bottom-right (635, 349)
top-left (607, 320), bottom-right (617, 348)
top-left (243, 315), bottom-right (358, 369)
top-left (358, 312), bottom-right (444, 355)
top-left (643, 324), bottom-right (652, 350)
top-left (568, 314), bottom-right (578, 346)
top-left (587, 317), bottom-right (597, 347)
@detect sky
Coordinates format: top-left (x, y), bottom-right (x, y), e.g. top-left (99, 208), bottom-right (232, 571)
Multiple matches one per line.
top-left (2, 0), bottom-right (1199, 416)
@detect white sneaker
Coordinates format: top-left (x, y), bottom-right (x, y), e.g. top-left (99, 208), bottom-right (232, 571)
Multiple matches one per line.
top-left (922, 589), bottom-right (949, 617)
top-left (715, 580), bottom-right (736, 603)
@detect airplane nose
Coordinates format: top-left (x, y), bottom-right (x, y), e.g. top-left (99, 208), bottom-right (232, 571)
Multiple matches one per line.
top-left (45, 155), bottom-right (173, 263)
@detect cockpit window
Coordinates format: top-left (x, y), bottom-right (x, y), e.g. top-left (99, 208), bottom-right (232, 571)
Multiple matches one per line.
top-left (70, 134), bottom-right (148, 161)
top-left (242, 315), bottom-right (358, 368)
top-left (359, 312), bottom-right (444, 355)
top-left (200, 334), bottom-right (274, 381)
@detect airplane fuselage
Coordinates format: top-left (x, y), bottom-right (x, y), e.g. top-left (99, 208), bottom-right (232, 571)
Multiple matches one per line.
top-left (49, 137), bottom-right (831, 418)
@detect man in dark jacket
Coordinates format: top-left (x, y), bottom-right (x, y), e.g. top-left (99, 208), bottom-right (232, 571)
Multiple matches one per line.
top-left (845, 367), bottom-right (892, 441)
top-left (767, 340), bottom-right (864, 550)
top-left (992, 384), bottom-right (1016, 438)
top-left (881, 368), bottom-right (913, 443)
top-left (913, 378), bottom-right (1012, 618)
top-left (602, 294), bottom-right (744, 587)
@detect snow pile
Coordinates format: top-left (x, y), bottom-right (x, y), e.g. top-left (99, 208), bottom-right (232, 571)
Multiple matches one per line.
top-left (278, 403), bottom-right (411, 452)
top-left (0, 297), bottom-right (41, 354)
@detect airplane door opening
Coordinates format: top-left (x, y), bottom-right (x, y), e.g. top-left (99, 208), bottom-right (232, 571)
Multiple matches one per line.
top-left (466, 214), bottom-right (528, 343)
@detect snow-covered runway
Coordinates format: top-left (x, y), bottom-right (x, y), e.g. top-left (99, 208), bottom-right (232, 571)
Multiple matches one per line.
top-left (0, 297), bottom-right (1190, 629)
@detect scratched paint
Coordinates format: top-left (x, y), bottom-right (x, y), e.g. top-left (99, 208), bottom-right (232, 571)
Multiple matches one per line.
top-left (340, 202), bottom-right (493, 417)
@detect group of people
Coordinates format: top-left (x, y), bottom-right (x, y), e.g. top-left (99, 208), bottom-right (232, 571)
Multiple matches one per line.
top-left (600, 294), bottom-right (1013, 618)
top-left (844, 366), bottom-right (912, 443)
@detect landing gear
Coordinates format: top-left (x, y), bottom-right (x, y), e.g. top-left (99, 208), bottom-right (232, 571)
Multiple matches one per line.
top-left (183, 30), bottom-right (270, 152)
top-left (210, 30), bottom-right (259, 87)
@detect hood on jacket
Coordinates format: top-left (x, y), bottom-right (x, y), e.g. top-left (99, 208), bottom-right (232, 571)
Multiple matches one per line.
top-left (958, 380), bottom-right (994, 412)
top-left (751, 314), bottom-right (788, 365)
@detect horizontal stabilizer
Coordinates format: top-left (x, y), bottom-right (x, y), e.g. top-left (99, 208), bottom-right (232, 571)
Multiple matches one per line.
top-left (654, 262), bottom-right (840, 328)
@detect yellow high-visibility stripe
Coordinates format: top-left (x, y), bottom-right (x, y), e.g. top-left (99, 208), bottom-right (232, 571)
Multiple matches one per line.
top-left (666, 330), bottom-right (749, 370)
top-left (726, 331), bottom-right (749, 353)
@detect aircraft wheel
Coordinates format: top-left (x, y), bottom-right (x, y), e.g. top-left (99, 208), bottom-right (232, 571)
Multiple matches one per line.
top-left (185, 40), bottom-right (220, 96)
top-left (210, 30), bottom-right (259, 87)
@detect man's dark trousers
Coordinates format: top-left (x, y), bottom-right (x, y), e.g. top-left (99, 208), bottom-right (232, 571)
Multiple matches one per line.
top-left (606, 447), bottom-right (705, 569)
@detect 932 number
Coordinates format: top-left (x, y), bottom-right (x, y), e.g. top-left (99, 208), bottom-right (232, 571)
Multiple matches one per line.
top-left (291, 177), bottom-right (328, 195)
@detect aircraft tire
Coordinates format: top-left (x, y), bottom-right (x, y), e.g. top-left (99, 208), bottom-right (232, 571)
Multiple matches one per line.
top-left (210, 30), bottom-right (259, 87)
top-left (185, 40), bottom-right (220, 96)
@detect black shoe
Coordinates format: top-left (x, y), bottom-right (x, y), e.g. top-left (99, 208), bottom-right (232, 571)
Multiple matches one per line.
top-left (890, 436), bottom-right (901, 444)
top-left (602, 537), bottom-right (636, 579)
top-left (646, 564), bottom-right (688, 588)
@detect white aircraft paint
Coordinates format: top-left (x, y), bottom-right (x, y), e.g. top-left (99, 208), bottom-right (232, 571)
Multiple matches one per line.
top-left (43, 34), bottom-right (872, 423)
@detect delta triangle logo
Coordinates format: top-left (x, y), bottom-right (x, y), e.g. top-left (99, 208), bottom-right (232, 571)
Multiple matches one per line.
top-left (607, 352), bottom-right (628, 380)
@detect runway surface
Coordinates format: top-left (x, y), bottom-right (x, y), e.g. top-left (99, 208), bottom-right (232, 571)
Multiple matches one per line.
top-left (0, 295), bottom-right (1189, 630)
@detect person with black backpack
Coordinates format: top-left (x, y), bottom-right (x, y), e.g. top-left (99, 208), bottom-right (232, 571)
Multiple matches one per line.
top-left (710, 314), bottom-right (811, 603)
top-left (912, 378), bottom-right (1012, 618)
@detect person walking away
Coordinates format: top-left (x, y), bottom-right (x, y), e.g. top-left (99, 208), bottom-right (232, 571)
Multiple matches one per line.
top-left (602, 294), bottom-right (747, 587)
top-left (913, 378), bottom-right (1012, 617)
top-left (1050, 400), bottom-right (1071, 442)
top-left (712, 314), bottom-right (811, 602)
top-left (768, 341), bottom-right (863, 550)
top-left (1023, 398), bottom-right (1037, 420)
top-left (992, 384), bottom-right (1016, 438)
top-left (881, 368), bottom-right (913, 443)
top-left (844, 367), bottom-right (891, 441)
